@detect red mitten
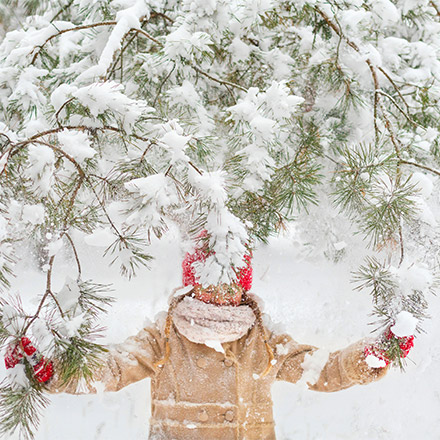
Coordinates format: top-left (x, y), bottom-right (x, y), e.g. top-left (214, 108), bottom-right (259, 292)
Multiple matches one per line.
top-left (364, 326), bottom-right (415, 368)
top-left (4, 342), bottom-right (24, 369)
top-left (384, 327), bottom-right (414, 358)
top-left (20, 337), bottom-right (53, 383)
top-left (363, 345), bottom-right (390, 368)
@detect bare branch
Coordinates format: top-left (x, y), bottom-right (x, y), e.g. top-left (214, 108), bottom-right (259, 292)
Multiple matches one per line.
top-left (377, 66), bottom-right (411, 113)
top-left (399, 160), bottom-right (440, 177)
top-left (376, 90), bottom-right (422, 128)
top-left (65, 233), bottom-right (82, 278)
top-left (430, 1), bottom-right (440, 17)
top-left (31, 21), bottom-right (118, 64)
top-left (192, 65), bottom-right (248, 93)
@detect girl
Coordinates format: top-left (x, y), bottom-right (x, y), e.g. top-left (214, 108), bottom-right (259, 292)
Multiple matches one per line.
top-left (5, 244), bottom-right (410, 440)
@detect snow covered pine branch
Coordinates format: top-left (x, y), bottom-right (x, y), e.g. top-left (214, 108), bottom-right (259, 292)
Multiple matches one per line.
top-left (0, 0), bottom-right (439, 438)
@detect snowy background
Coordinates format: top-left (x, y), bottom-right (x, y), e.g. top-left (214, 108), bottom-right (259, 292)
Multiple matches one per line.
top-left (1, 220), bottom-right (439, 440)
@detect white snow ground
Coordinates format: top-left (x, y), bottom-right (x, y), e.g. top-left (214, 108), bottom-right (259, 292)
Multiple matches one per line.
top-left (2, 225), bottom-right (440, 440)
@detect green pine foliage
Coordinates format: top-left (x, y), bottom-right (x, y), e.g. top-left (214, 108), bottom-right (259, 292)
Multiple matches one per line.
top-left (0, 0), bottom-right (440, 436)
top-left (0, 382), bottom-right (49, 440)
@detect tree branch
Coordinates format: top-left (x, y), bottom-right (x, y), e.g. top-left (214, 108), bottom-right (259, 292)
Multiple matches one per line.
top-left (399, 160), bottom-right (440, 177)
top-left (131, 27), bottom-right (161, 46)
top-left (31, 21), bottom-right (118, 64)
top-left (377, 66), bottom-right (411, 113)
top-left (376, 90), bottom-right (422, 128)
top-left (192, 65), bottom-right (248, 93)
top-left (430, 1), bottom-right (440, 17)
top-left (65, 233), bottom-right (82, 278)
top-left (315, 7), bottom-right (404, 156)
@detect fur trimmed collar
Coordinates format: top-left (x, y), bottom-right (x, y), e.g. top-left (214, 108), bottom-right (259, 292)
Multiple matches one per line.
top-left (172, 296), bottom-right (256, 346)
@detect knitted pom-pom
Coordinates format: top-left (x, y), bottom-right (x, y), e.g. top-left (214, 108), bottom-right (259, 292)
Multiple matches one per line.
top-left (182, 249), bottom-right (208, 288)
top-left (235, 253), bottom-right (253, 291)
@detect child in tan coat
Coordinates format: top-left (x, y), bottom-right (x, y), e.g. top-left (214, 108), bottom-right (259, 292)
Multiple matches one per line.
top-left (6, 245), bottom-right (409, 440)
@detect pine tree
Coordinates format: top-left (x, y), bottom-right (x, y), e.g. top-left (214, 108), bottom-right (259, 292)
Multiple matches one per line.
top-left (0, 0), bottom-right (439, 437)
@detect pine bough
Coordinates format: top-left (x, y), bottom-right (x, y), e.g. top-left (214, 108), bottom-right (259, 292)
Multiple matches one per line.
top-left (0, 0), bottom-right (439, 437)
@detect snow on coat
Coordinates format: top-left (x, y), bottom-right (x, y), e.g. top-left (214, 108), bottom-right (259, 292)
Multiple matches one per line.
top-left (46, 297), bottom-right (388, 440)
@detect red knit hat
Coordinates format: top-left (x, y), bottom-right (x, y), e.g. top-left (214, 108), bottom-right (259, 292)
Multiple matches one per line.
top-left (182, 233), bottom-right (253, 305)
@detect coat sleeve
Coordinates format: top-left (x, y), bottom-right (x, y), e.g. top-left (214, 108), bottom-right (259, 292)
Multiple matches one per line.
top-left (271, 333), bottom-right (389, 392)
top-left (45, 325), bottom-right (164, 394)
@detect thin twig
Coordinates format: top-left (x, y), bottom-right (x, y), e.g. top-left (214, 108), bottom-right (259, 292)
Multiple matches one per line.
top-left (106, 32), bottom-right (137, 80)
top-left (398, 223), bottom-right (405, 266)
top-left (29, 140), bottom-right (85, 177)
top-left (153, 11), bottom-right (174, 23)
top-left (369, 62), bottom-right (381, 143)
top-left (55, 97), bottom-right (75, 126)
top-left (399, 160), bottom-right (440, 177)
top-left (0, 132), bottom-right (13, 144)
top-left (376, 90), bottom-right (422, 128)
top-left (12, 125), bottom-right (153, 150)
top-left (315, 7), bottom-right (402, 157)
top-left (188, 161), bottom-right (203, 176)
top-left (153, 64), bottom-right (176, 107)
top-left (131, 27), bottom-right (162, 46)
top-left (140, 141), bottom-right (156, 161)
top-left (50, 0), bottom-right (75, 23)
top-left (0, 149), bottom-right (12, 177)
top-left (164, 164), bottom-right (173, 176)
top-left (31, 21), bottom-right (118, 64)
top-left (65, 233), bottom-right (82, 278)
top-left (192, 65), bottom-right (248, 93)
top-left (430, 1), bottom-right (440, 17)
top-left (377, 66), bottom-right (410, 113)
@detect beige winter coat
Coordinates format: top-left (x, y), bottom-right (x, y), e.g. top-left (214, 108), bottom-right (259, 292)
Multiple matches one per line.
top-left (47, 297), bottom-right (388, 440)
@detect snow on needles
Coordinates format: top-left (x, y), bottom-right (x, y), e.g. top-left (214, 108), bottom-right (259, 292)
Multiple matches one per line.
top-left (57, 130), bottom-right (96, 163)
top-left (390, 311), bottom-right (418, 338)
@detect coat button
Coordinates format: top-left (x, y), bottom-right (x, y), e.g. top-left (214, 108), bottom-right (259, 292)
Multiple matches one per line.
top-left (224, 410), bottom-right (234, 422)
top-left (197, 358), bottom-right (208, 368)
top-left (224, 359), bottom-right (233, 367)
top-left (198, 410), bottom-right (209, 422)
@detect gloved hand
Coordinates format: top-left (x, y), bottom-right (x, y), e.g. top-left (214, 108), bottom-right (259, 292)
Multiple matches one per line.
top-left (364, 326), bottom-right (414, 368)
top-left (384, 326), bottom-right (414, 357)
top-left (4, 337), bottom-right (53, 383)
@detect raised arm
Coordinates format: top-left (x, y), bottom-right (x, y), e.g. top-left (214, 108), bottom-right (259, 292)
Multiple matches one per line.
top-left (271, 333), bottom-right (388, 392)
top-left (46, 324), bottom-right (165, 394)
top-left (306, 340), bottom-right (388, 392)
